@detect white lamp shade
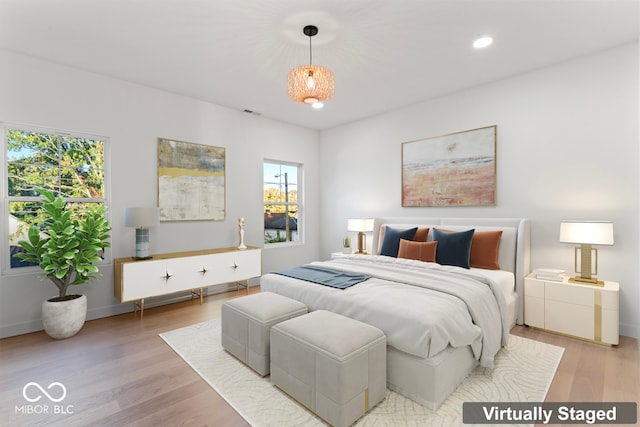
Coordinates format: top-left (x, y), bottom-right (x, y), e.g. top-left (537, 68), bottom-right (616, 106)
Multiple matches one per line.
top-left (124, 207), bottom-right (160, 228)
top-left (347, 218), bottom-right (374, 233)
top-left (559, 221), bottom-right (614, 245)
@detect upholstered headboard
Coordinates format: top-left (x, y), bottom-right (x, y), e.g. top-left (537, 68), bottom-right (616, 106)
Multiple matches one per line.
top-left (371, 217), bottom-right (531, 325)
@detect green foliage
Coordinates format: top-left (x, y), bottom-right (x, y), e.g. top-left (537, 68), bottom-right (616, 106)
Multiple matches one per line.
top-left (264, 230), bottom-right (287, 244)
top-left (263, 188), bottom-right (298, 214)
top-left (7, 129), bottom-right (105, 199)
top-left (7, 128), bottom-right (105, 241)
top-left (16, 189), bottom-right (111, 299)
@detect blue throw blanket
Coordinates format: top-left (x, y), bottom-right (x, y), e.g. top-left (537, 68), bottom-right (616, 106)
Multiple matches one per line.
top-left (273, 265), bottom-right (370, 289)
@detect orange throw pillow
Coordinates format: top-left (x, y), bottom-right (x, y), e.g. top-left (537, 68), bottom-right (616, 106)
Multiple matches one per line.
top-left (469, 230), bottom-right (503, 270)
top-left (397, 239), bottom-right (437, 263)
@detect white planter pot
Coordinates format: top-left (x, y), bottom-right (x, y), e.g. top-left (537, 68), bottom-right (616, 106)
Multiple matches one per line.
top-left (42, 294), bottom-right (87, 339)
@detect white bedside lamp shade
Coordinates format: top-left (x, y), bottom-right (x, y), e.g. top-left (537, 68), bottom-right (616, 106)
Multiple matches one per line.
top-left (124, 207), bottom-right (160, 259)
top-left (347, 218), bottom-right (374, 254)
top-left (559, 221), bottom-right (613, 286)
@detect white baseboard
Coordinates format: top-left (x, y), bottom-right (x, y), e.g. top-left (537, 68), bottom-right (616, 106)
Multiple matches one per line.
top-left (0, 281), bottom-right (261, 339)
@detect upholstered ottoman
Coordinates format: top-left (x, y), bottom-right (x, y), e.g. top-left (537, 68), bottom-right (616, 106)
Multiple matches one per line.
top-left (270, 310), bottom-right (386, 427)
top-left (221, 292), bottom-right (307, 376)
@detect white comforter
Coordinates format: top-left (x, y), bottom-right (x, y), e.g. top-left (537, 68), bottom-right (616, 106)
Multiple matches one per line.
top-left (260, 254), bottom-right (511, 368)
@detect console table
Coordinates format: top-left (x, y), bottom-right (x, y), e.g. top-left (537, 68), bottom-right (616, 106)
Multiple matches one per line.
top-left (114, 246), bottom-right (261, 317)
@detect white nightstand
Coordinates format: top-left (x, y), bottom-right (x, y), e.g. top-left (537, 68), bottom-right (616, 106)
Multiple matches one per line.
top-left (524, 274), bottom-right (619, 345)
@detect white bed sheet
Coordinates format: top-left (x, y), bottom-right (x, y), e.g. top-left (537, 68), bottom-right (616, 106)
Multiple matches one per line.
top-left (469, 267), bottom-right (517, 328)
top-left (262, 255), bottom-right (510, 367)
top-left (469, 267), bottom-right (514, 303)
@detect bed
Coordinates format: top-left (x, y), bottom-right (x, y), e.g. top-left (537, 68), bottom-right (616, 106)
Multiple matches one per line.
top-left (260, 217), bottom-right (530, 409)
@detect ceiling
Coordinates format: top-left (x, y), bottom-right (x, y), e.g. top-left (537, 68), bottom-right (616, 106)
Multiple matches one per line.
top-left (0, 0), bottom-right (638, 130)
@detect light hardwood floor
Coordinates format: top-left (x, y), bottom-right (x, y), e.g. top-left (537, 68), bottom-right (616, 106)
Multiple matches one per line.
top-left (1, 287), bottom-right (638, 427)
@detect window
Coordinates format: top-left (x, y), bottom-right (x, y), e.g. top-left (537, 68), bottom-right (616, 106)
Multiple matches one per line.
top-left (3, 124), bottom-right (109, 272)
top-left (263, 160), bottom-right (302, 245)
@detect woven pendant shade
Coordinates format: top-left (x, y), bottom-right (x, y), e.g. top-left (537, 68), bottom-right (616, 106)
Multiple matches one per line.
top-left (288, 65), bottom-right (335, 104)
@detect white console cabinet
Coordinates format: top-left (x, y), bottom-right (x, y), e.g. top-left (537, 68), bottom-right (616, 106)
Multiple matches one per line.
top-left (524, 274), bottom-right (619, 345)
top-left (114, 246), bottom-right (261, 317)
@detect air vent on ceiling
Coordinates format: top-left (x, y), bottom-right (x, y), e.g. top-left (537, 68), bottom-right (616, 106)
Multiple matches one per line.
top-left (243, 109), bottom-right (262, 116)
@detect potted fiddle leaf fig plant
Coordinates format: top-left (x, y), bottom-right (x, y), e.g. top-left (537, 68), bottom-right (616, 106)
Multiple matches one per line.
top-left (16, 189), bottom-right (111, 339)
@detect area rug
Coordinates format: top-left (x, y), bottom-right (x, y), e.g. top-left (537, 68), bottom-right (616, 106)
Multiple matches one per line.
top-left (160, 319), bottom-right (563, 427)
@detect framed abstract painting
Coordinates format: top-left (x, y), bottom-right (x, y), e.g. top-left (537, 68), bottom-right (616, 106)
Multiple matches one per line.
top-left (158, 138), bottom-right (226, 221)
top-left (401, 125), bottom-right (496, 207)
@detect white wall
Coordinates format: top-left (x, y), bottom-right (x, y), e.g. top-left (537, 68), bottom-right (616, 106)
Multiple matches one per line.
top-left (319, 43), bottom-right (639, 339)
top-left (2, 43), bottom-right (637, 340)
top-left (0, 50), bottom-right (320, 338)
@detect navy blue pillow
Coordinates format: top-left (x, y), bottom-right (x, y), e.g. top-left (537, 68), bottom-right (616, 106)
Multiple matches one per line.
top-left (432, 228), bottom-right (475, 268)
top-left (380, 226), bottom-right (418, 257)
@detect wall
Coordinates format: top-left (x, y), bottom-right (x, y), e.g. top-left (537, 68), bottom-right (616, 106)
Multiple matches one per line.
top-left (319, 43), bottom-right (639, 339)
top-left (0, 50), bottom-right (320, 338)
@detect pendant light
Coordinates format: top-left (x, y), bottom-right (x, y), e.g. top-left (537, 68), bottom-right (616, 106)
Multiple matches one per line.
top-left (287, 25), bottom-right (335, 104)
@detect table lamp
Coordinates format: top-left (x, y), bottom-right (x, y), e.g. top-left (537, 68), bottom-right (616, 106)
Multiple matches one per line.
top-left (124, 207), bottom-right (160, 260)
top-left (559, 220), bottom-right (614, 286)
top-left (347, 218), bottom-right (374, 254)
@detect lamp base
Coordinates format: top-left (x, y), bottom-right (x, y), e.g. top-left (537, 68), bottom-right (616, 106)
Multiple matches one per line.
top-left (355, 231), bottom-right (368, 255)
top-left (135, 228), bottom-right (151, 260)
top-left (133, 256), bottom-right (153, 261)
top-left (568, 276), bottom-right (604, 287)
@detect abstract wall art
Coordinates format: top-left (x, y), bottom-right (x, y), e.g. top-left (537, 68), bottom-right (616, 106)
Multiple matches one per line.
top-left (401, 125), bottom-right (496, 207)
top-left (158, 138), bottom-right (226, 221)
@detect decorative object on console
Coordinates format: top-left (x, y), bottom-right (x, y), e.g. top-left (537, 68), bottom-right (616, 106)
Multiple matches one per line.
top-left (238, 217), bottom-right (247, 249)
top-left (158, 138), bottom-right (225, 221)
top-left (401, 125), bottom-right (496, 207)
top-left (288, 25), bottom-right (335, 105)
top-left (124, 207), bottom-right (160, 260)
top-left (347, 218), bottom-right (375, 254)
top-left (342, 236), bottom-right (351, 253)
top-left (533, 268), bottom-right (565, 282)
top-left (559, 220), bottom-right (614, 286)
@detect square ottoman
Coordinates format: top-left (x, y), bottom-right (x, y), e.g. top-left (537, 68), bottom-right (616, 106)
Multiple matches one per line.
top-left (221, 292), bottom-right (307, 376)
top-left (270, 310), bottom-right (386, 427)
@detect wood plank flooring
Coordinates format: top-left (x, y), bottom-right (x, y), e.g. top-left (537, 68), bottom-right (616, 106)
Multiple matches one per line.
top-left (1, 287), bottom-right (638, 427)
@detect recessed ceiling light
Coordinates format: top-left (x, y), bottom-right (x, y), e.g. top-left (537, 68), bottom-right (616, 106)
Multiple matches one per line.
top-left (473, 36), bottom-right (493, 49)
top-left (312, 102), bottom-right (324, 109)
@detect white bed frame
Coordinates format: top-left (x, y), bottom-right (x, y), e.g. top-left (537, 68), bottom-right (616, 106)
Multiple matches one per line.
top-left (368, 217), bottom-right (530, 408)
top-left (372, 217), bottom-right (531, 325)
top-left (263, 217), bottom-right (531, 409)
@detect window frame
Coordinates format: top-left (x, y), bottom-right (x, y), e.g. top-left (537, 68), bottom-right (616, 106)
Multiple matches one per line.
top-left (263, 159), bottom-right (303, 248)
top-left (1, 122), bottom-right (111, 276)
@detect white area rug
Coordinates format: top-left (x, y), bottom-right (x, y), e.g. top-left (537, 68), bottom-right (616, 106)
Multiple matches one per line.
top-left (160, 319), bottom-right (563, 427)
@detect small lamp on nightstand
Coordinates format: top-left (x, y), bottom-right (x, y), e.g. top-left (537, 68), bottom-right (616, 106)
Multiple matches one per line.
top-left (124, 207), bottom-right (160, 260)
top-left (347, 218), bottom-right (374, 254)
top-left (559, 220), bottom-right (614, 286)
